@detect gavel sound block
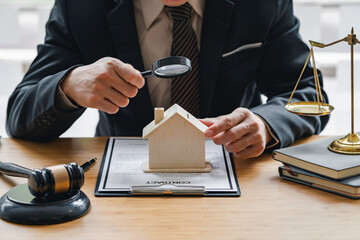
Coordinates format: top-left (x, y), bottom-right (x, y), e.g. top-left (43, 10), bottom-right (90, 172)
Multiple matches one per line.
top-left (0, 159), bottom-right (95, 225)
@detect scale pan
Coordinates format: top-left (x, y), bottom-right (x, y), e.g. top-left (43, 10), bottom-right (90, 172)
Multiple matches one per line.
top-left (285, 102), bottom-right (334, 116)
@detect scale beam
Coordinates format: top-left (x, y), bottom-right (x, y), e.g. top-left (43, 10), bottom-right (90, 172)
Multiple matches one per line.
top-left (309, 37), bottom-right (348, 48)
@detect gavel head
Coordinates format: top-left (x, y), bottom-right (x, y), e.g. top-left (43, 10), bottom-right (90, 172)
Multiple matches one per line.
top-left (28, 163), bottom-right (84, 198)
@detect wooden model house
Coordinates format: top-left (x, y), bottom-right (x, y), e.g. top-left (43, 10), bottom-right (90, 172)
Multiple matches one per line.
top-left (142, 104), bottom-right (212, 173)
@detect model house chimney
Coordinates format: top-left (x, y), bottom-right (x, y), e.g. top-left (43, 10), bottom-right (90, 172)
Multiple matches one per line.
top-left (155, 108), bottom-right (164, 124)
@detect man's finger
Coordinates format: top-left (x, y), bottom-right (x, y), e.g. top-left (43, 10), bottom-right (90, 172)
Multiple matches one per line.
top-left (109, 68), bottom-right (139, 98)
top-left (111, 59), bottom-right (145, 89)
top-left (96, 98), bottom-right (119, 114)
top-left (206, 109), bottom-right (249, 138)
top-left (233, 144), bottom-right (263, 160)
top-left (200, 118), bottom-right (218, 138)
top-left (199, 118), bottom-right (216, 127)
top-left (102, 87), bottom-right (130, 108)
top-left (212, 117), bottom-right (261, 145)
top-left (212, 123), bottom-right (245, 145)
top-left (223, 134), bottom-right (257, 153)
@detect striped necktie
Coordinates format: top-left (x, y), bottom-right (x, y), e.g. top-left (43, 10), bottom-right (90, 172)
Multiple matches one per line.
top-left (166, 3), bottom-right (200, 117)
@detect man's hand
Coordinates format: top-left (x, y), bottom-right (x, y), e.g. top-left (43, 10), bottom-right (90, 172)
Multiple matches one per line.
top-left (61, 57), bottom-right (145, 114)
top-left (200, 108), bottom-right (273, 160)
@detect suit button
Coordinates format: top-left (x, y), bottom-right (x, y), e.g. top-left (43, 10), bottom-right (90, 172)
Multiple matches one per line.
top-left (41, 119), bottom-right (51, 126)
top-left (46, 116), bottom-right (56, 122)
top-left (38, 122), bottom-right (47, 128)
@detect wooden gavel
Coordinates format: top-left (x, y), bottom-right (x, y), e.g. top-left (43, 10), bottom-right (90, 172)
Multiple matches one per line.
top-left (0, 159), bottom-right (96, 198)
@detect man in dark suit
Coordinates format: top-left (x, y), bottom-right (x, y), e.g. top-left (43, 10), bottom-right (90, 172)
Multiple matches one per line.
top-left (6, 0), bottom-right (329, 160)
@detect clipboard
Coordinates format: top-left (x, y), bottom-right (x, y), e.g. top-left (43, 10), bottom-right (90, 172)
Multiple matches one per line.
top-left (94, 137), bottom-right (241, 197)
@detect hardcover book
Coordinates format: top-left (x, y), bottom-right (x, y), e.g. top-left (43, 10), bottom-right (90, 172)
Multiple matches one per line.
top-left (279, 165), bottom-right (360, 199)
top-left (273, 136), bottom-right (360, 180)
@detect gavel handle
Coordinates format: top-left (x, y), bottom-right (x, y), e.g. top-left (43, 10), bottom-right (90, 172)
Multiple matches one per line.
top-left (0, 161), bottom-right (32, 178)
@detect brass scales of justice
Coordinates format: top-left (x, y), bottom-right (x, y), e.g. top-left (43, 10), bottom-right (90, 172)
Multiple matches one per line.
top-left (286, 27), bottom-right (360, 155)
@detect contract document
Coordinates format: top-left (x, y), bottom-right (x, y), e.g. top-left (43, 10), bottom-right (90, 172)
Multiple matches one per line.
top-left (95, 137), bottom-right (240, 196)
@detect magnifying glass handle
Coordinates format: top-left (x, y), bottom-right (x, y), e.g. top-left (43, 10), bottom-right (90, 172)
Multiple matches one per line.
top-left (140, 70), bottom-right (153, 78)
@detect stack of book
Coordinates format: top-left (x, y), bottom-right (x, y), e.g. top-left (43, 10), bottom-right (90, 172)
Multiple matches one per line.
top-left (273, 137), bottom-right (360, 199)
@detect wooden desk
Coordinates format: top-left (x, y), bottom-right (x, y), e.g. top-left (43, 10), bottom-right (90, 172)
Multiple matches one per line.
top-left (1, 136), bottom-right (360, 240)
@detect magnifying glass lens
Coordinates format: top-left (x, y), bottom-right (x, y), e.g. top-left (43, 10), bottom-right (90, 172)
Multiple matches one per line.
top-left (155, 64), bottom-right (190, 76)
top-left (141, 56), bottom-right (192, 78)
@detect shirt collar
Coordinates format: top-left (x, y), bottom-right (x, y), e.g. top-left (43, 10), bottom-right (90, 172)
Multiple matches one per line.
top-left (189, 0), bottom-right (205, 18)
top-left (139, 0), bottom-right (205, 30)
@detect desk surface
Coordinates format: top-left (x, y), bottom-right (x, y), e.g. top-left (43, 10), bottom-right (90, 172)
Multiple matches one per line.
top-left (1, 136), bottom-right (360, 240)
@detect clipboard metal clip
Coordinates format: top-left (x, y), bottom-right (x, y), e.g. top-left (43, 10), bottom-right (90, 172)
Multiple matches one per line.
top-left (130, 184), bottom-right (205, 196)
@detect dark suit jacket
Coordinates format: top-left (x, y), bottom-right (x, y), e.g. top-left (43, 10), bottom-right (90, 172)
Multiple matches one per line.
top-left (6, 0), bottom-right (329, 149)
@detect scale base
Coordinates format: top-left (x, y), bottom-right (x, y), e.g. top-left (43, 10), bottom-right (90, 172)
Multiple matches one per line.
top-left (328, 133), bottom-right (360, 154)
top-left (0, 183), bottom-right (90, 225)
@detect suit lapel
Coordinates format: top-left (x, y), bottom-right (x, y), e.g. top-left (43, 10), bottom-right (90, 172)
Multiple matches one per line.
top-left (199, 0), bottom-right (234, 117)
top-left (107, 0), bottom-right (154, 131)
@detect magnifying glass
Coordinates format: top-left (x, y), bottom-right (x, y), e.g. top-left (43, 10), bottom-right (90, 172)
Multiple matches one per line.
top-left (141, 56), bottom-right (191, 78)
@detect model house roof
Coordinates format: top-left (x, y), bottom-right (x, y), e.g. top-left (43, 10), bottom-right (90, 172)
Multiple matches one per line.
top-left (142, 104), bottom-right (208, 139)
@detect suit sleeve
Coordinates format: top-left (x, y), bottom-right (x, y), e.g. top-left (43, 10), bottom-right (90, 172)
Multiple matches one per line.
top-left (6, 0), bottom-right (86, 141)
top-left (250, 0), bottom-right (330, 149)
